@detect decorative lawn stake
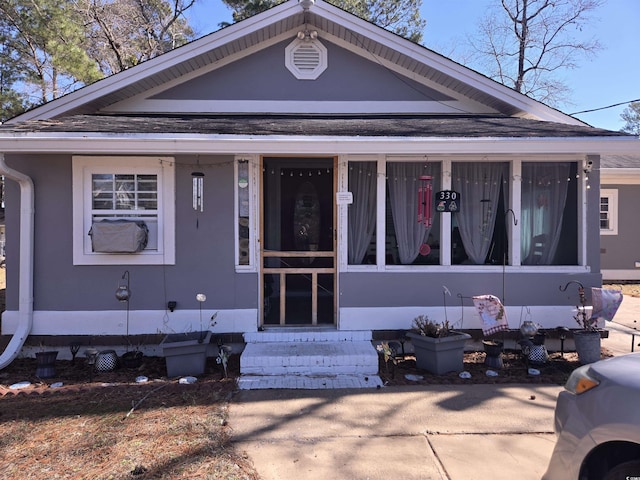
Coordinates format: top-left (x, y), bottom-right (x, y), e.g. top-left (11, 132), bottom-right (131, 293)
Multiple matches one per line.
top-left (417, 175), bottom-right (433, 227)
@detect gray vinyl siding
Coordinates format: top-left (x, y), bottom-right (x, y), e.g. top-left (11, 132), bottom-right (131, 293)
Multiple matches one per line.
top-left (3, 154), bottom-right (257, 313)
top-left (339, 271), bottom-right (602, 310)
top-left (152, 39), bottom-right (452, 103)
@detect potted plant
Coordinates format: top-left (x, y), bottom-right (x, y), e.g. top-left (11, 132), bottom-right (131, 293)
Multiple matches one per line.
top-left (160, 294), bottom-right (215, 377)
top-left (572, 286), bottom-right (602, 365)
top-left (406, 315), bottom-right (471, 375)
top-left (35, 343), bottom-right (59, 379)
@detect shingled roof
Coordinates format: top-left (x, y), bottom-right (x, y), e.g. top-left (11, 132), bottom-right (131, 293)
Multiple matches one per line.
top-left (0, 114), bottom-right (628, 138)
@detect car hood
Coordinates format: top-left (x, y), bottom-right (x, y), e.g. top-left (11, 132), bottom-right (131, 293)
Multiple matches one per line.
top-left (589, 353), bottom-right (640, 388)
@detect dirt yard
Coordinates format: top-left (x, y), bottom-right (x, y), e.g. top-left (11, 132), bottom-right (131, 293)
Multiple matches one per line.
top-left (0, 274), bottom-right (635, 479)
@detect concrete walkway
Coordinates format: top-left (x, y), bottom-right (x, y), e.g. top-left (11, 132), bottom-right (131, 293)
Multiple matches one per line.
top-left (228, 296), bottom-right (640, 480)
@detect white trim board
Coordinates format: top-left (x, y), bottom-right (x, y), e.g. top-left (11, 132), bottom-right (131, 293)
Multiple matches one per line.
top-left (1, 309), bottom-right (259, 336)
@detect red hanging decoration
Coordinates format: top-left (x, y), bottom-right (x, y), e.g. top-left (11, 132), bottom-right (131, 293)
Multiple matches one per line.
top-left (417, 175), bottom-right (433, 227)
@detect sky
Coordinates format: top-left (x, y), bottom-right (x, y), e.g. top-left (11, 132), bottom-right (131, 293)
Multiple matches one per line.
top-left (186, 0), bottom-right (639, 132)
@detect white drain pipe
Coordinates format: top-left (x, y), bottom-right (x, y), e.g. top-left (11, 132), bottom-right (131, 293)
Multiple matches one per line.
top-left (0, 153), bottom-right (34, 369)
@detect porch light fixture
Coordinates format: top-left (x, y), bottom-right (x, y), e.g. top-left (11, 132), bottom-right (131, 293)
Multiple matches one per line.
top-left (192, 171), bottom-right (204, 212)
top-left (296, 28), bottom-right (318, 41)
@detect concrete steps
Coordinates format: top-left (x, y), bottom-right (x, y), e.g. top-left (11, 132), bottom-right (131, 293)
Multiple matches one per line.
top-left (238, 328), bottom-right (383, 390)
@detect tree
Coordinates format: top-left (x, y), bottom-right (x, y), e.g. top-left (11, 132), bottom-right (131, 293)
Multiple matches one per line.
top-left (621, 102), bottom-right (640, 136)
top-left (0, 39), bottom-right (28, 121)
top-left (221, 0), bottom-right (426, 43)
top-left (465, 0), bottom-right (603, 107)
top-left (0, 0), bottom-right (103, 109)
top-left (76, 0), bottom-right (198, 77)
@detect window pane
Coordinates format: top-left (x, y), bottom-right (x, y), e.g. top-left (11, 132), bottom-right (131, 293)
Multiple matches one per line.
top-left (386, 162), bottom-right (441, 265)
top-left (521, 162), bottom-right (577, 265)
top-left (90, 172), bottom-right (159, 250)
top-left (348, 161), bottom-right (377, 265)
top-left (450, 162), bottom-right (509, 265)
top-left (238, 159), bottom-right (250, 265)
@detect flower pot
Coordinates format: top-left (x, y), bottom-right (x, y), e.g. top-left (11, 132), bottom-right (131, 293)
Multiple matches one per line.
top-left (573, 330), bottom-right (601, 365)
top-left (161, 331), bottom-right (211, 377)
top-left (121, 350), bottom-right (143, 369)
top-left (482, 340), bottom-right (504, 369)
top-left (35, 351), bottom-right (58, 378)
top-left (407, 331), bottom-right (471, 375)
top-left (96, 350), bottom-right (118, 372)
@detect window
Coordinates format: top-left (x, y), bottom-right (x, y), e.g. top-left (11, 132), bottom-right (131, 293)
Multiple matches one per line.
top-left (600, 189), bottom-right (618, 235)
top-left (348, 161), bottom-right (377, 265)
top-left (450, 162), bottom-right (508, 265)
top-left (386, 162), bottom-right (441, 265)
top-left (344, 158), bottom-right (584, 270)
top-left (236, 157), bottom-right (253, 267)
top-left (520, 162), bottom-right (578, 265)
top-left (73, 156), bottom-right (175, 265)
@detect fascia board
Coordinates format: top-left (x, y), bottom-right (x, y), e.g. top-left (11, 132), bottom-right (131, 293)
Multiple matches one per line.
top-left (1, 134), bottom-right (638, 156)
top-left (7, 1), bottom-right (302, 123)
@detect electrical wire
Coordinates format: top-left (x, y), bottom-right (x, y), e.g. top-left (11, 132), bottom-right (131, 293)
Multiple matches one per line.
top-left (570, 98), bottom-right (640, 115)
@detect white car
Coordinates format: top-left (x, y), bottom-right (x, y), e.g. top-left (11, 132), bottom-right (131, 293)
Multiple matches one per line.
top-left (543, 353), bottom-right (640, 480)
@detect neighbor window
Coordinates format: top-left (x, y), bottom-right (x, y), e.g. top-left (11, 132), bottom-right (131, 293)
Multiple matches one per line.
top-left (73, 156), bottom-right (175, 265)
top-left (600, 189), bottom-right (618, 235)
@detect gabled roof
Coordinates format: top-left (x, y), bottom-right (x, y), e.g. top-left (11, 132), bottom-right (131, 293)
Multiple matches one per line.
top-left (8, 0), bottom-right (585, 126)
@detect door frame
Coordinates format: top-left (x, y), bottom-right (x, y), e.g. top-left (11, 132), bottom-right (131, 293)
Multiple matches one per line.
top-left (260, 156), bottom-right (337, 327)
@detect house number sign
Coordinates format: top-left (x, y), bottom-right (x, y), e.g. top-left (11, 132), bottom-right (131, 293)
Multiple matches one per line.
top-left (435, 190), bottom-right (460, 212)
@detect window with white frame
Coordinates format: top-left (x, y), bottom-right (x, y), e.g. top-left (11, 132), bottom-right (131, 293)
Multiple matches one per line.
top-left (345, 158), bottom-right (583, 268)
top-left (236, 157), bottom-right (253, 268)
top-left (72, 156), bottom-right (175, 265)
top-left (600, 189), bottom-right (618, 235)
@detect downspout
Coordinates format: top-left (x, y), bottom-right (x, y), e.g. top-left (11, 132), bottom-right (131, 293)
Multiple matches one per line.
top-left (0, 153), bottom-right (34, 369)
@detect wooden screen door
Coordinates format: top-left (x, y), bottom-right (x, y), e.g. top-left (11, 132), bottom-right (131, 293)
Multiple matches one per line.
top-left (261, 157), bottom-right (336, 326)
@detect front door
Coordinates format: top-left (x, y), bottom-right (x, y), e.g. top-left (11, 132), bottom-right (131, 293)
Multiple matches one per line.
top-left (261, 157), bottom-right (336, 326)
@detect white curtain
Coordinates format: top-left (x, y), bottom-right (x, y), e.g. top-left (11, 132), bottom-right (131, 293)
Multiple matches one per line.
top-left (521, 163), bottom-right (570, 265)
top-left (387, 163), bottom-right (432, 264)
top-left (348, 162), bottom-right (377, 264)
top-left (452, 163), bottom-right (507, 264)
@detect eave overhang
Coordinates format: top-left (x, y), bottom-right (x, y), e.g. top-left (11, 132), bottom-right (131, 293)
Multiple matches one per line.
top-left (1, 133), bottom-right (638, 157)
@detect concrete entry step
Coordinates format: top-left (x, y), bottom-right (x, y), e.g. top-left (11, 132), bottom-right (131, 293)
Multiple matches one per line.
top-left (237, 374), bottom-right (383, 390)
top-left (239, 330), bottom-right (383, 390)
top-left (244, 328), bottom-right (372, 343)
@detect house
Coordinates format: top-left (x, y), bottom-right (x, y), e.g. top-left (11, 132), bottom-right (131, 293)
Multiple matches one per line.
top-left (1, 0), bottom-right (639, 379)
top-left (600, 155), bottom-right (640, 281)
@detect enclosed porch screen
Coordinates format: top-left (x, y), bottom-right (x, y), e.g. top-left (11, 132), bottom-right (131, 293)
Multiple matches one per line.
top-left (346, 158), bottom-right (580, 268)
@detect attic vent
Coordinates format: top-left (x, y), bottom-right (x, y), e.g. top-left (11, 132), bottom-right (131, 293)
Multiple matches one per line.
top-left (285, 38), bottom-right (327, 80)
